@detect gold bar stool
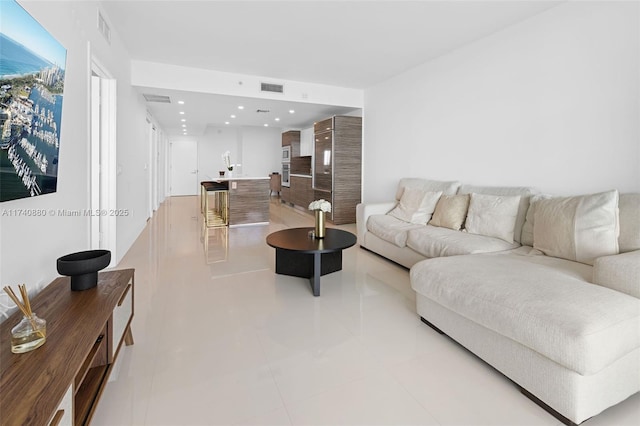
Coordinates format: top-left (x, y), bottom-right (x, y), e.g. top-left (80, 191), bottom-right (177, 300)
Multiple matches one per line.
top-left (201, 181), bottom-right (228, 227)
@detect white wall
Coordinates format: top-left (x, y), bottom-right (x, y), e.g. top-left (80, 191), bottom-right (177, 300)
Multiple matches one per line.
top-left (132, 60), bottom-right (364, 109)
top-left (363, 1), bottom-right (640, 202)
top-left (0, 1), bottom-right (156, 319)
top-left (240, 127), bottom-right (282, 177)
top-left (198, 126), bottom-right (281, 180)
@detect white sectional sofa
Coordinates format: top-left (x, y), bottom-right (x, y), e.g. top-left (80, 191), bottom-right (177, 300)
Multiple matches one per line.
top-left (356, 178), bottom-right (640, 425)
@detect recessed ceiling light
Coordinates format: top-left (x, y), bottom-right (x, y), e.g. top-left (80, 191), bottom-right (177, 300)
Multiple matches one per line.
top-left (275, 118), bottom-right (280, 122)
top-left (225, 121), bottom-right (230, 125)
top-left (181, 119), bottom-right (186, 122)
top-left (179, 111), bottom-right (185, 115)
top-left (182, 124), bottom-right (186, 127)
top-left (238, 106), bottom-right (244, 110)
top-left (289, 110), bottom-right (295, 114)
top-left (178, 101), bottom-right (185, 104)
top-left (230, 114), bottom-right (236, 118)
top-left (264, 124), bottom-right (269, 127)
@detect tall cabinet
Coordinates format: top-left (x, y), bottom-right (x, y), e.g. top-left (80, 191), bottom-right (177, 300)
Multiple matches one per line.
top-left (313, 116), bottom-right (362, 225)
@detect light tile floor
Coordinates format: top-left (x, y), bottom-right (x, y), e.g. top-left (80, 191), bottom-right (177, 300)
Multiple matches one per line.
top-left (92, 196), bottom-right (640, 426)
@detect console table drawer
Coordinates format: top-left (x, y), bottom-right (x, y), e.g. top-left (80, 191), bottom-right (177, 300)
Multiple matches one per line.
top-left (112, 281), bottom-right (133, 356)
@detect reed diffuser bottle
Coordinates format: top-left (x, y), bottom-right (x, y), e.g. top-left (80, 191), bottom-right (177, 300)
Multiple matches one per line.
top-left (4, 284), bottom-right (47, 353)
top-left (11, 313), bottom-right (46, 353)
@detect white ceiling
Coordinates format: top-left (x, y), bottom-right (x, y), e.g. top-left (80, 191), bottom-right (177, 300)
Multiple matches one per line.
top-left (138, 87), bottom-right (360, 135)
top-left (101, 0), bottom-right (563, 136)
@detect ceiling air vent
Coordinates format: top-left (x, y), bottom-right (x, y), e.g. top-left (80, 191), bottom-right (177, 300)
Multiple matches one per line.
top-left (261, 82), bottom-right (284, 93)
top-left (97, 11), bottom-right (111, 45)
top-left (143, 94), bottom-right (171, 103)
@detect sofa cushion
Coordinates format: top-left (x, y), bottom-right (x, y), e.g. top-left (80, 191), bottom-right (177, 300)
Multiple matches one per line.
top-left (388, 189), bottom-right (442, 224)
top-left (395, 178), bottom-right (460, 201)
top-left (458, 184), bottom-right (537, 244)
top-left (406, 225), bottom-right (518, 258)
top-left (534, 190), bottom-right (619, 265)
top-left (429, 194), bottom-right (470, 230)
top-left (619, 193), bottom-right (640, 253)
top-left (366, 214), bottom-right (424, 248)
top-left (465, 193), bottom-right (521, 243)
top-left (410, 249), bottom-right (640, 375)
top-left (520, 194), bottom-right (552, 247)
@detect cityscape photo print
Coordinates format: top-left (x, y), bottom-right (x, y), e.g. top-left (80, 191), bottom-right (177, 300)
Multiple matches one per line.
top-left (0, 0), bottom-right (67, 202)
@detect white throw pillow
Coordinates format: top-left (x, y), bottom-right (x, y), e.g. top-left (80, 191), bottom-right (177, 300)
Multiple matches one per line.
top-left (388, 188), bottom-right (442, 224)
top-left (533, 190), bottom-right (619, 265)
top-left (465, 193), bottom-right (521, 243)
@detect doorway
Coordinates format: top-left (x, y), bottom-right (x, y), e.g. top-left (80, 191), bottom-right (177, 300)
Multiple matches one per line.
top-left (90, 60), bottom-right (117, 266)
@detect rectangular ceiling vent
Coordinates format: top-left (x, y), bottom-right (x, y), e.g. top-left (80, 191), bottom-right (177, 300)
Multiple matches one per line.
top-left (143, 94), bottom-right (171, 103)
top-left (97, 11), bottom-right (111, 45)
top-left (261, 82), bottom-right (284, 94)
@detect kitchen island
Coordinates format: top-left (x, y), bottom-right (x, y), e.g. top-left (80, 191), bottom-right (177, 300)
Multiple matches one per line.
top-left (202, 177), bottom-right (270, 226)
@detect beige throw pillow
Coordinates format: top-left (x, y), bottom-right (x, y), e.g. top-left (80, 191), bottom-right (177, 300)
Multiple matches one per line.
top-left (520, 194), bottom-right (552, 247)
top-left (388, 188), bottom-right (442, 224)
top-left (533, 190), bottom-right (619, 265)
top-left (429, 194), bottom-right (470, 230)
top-left (465, 193), bottom-right (521, 243)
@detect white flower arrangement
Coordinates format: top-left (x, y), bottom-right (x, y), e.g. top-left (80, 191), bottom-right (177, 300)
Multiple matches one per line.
top-left (309, 199), bottom-right (331, 213)
top-left (222, 150), bottom-right (233, 171)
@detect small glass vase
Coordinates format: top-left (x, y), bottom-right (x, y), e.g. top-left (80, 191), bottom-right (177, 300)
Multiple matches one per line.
top-left (11, 313), bottom-right (46, 354)
top-left (314, 210), bottom-right (325, 238)
top-left (227, 169), bottom-right (233, 178)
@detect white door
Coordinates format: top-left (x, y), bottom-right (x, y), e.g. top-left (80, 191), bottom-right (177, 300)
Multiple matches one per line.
top-left (170, 140), bottom-right (198, 196)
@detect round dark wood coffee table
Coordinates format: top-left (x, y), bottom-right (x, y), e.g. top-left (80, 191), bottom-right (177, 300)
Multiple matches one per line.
top-left (266, 227), bottom-right (357, 296)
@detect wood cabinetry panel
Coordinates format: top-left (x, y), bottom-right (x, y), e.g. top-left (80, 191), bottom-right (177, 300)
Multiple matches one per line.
top-left (282, 131), bottom-right (301, 157)
top-left (314, 117), bottom-right (333, 133)
top-left (0, 269), bottom-right (134, 426)
top-left (333, 116), bottom-right (362, 225)
top-left (228, 179), bottom-right (270, 225)
top-left (281, 187), bottom-right (290, 204)
top-left (314, 131), bottom-right (333, 192)
top-left (312, 116), bottom-right (362, 225)
top-left (290, 176), bottom-right (313, 209)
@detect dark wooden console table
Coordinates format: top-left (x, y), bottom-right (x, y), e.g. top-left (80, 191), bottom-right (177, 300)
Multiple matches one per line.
top-left (266, 228), bottom-right (356, 296)
top-left (0, 269), bottom-right (134, 426)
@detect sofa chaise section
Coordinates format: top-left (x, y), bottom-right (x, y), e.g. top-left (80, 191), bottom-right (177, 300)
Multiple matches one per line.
top-left (410, 192), bottom-right (640, 424)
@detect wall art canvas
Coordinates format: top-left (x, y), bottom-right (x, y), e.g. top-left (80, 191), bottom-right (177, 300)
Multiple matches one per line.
top-left (0, 0), bottom-right (67, 202)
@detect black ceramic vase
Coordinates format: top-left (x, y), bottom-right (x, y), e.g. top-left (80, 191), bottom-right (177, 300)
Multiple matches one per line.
top-left (57, 250), bottom-right (111, 291)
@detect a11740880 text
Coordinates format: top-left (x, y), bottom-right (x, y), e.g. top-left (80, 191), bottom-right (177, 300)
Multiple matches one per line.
top-left (1, 208), bottom-right (131, 217)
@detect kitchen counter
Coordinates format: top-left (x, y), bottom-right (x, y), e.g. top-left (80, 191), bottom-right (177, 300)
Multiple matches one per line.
top-left (290, 174), bottom-right (312, 178)
top-left (202, 177), bottom-right (270, 226)
top-left (213, 176), bottom-right (270, 181)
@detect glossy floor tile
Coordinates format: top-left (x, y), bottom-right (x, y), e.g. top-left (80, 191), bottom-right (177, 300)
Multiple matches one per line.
top-left (92, 196), bottom-right (640, 425)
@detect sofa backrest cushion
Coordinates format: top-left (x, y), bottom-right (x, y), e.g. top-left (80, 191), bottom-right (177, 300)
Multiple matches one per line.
top-left (395, 178), bottom-right (460, 201)
top-left (457, 184), bottom-right (537, 244)
top-left (533, 190), bottom-right (619, 266)
top-left (465, 193), bottom-right (522, 243)
top-left (388, 189), bottom-right (442, 224)
top-left (619, 193), bottom-right (640, 253)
